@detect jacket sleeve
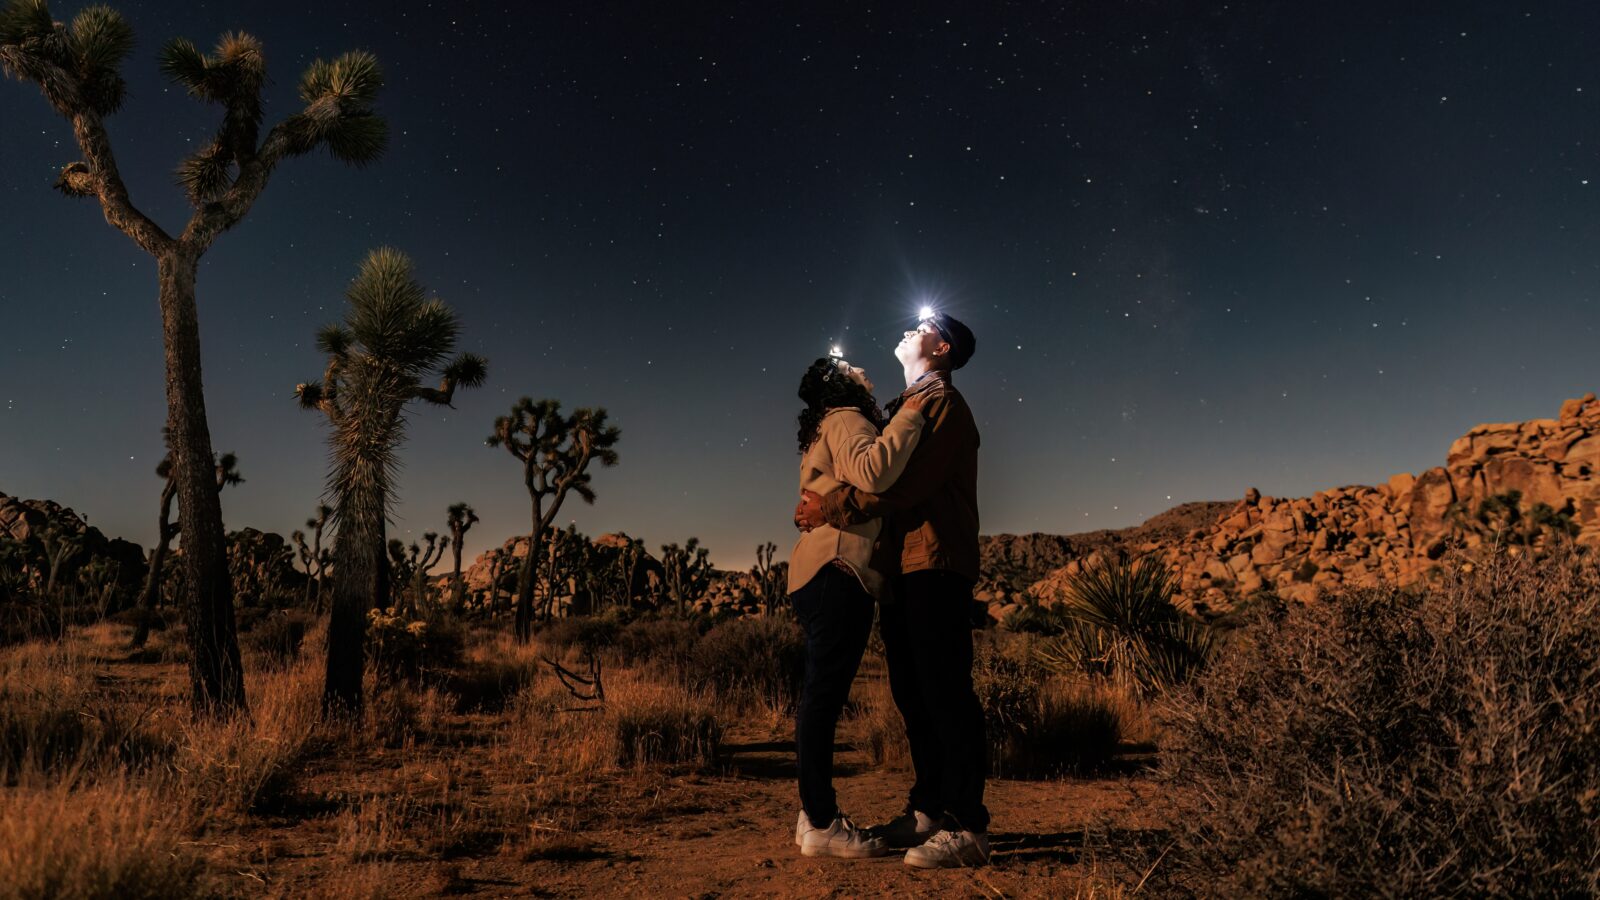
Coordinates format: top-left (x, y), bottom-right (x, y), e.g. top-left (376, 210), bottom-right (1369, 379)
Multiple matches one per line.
top-left (820, 393), bottom-right (957, 527)
top-left (824, 407), bottom-right (926, 493)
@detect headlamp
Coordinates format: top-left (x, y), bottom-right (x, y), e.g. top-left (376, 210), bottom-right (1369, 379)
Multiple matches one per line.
top-left (828, 344), bottom-right (845, 360)
top-left (917, 305), bottom-right (954, 346)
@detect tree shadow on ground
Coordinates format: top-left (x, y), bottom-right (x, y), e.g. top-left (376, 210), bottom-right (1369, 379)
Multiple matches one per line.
top-left (989, 826), bottom-right (1171, 867)
top-left (717, 739), bottom-right (863, 780)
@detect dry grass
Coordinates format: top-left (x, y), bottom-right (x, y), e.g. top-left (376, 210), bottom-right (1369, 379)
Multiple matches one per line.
top-left (0, 776), bottom-right (207, 899)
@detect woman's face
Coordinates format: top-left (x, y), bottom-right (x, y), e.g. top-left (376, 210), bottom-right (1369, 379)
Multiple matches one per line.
top-left (838, 360), bottom-right (874, 394)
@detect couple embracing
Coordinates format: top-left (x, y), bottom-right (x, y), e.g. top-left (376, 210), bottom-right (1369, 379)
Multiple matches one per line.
top-left (787, 310), bottom-right (989, 868)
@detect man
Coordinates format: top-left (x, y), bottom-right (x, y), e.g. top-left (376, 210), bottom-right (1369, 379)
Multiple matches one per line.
top-left (794, 309), bottom-right (987, 868)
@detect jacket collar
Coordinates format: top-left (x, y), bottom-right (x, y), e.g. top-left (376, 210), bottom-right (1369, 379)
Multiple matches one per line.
top-left (901, 368), bottom-right (950, 400)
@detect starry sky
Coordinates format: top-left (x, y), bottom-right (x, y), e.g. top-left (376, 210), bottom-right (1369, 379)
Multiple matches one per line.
top-left (2, 1), bottom-right (1598, 569)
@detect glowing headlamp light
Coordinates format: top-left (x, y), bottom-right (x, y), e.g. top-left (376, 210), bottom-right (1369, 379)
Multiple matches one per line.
top-left (916, 304), bottom-right (953, 345)
top-left (828, 344), bottom-right (845, 360)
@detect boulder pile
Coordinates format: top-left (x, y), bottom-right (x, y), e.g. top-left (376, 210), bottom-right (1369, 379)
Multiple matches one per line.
top-left (1025, 393), bottom-right (1600, 615)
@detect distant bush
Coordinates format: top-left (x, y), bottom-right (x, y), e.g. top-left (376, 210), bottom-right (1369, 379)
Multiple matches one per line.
top-left (855, 635), bottom-right (1126, 777)
top-left (682, 616), bottom-right (804, 710)
top-left (366, 608), bottom-right (465, 680)
top-left (1151, 549), bottom-right (1600, 897)
top-left (976, 638), bottom-right (1125, 777)
top-left (538, 614), bottom-right (622, 658)
top-left (612, 617), bottom-right (703, 671)
top-left (609, 688), bottom-right (722, 767)
top-left (244, 609), bottom-right (317, 668)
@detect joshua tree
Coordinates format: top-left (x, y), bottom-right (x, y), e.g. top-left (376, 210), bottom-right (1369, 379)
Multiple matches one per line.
top-left (302, 504), bottom-right (332, 611)
top-left (38, 523), bottom-right (81, 599)
top-left (751, 541), bottom-right (784, 614)
top-left (483, 549), bottom-right (506, 616)
top-left (405, 531), bottom-right (446, 614)
top-left (295, 248), bottom-right (487, 715)
top-left (607, 536), bottom-right (648, 610)
top-left (1, 1), bottom-right (388, 714)
top-left (487, 399), bottom-right (620, 643)
top-left (130, 447), bottom-right (242, 648)
top-left (660, 538), bottom-right (713, 616)
top-left (445, 502), bottom-right (478, 614)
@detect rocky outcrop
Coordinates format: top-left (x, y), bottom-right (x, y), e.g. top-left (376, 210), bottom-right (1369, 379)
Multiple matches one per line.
top-left (1026, 393), bottom-right (1600, 616)
top-left (0, 491), bottom-right (147, 600)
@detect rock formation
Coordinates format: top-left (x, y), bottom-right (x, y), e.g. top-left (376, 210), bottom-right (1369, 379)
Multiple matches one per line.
top-left (1023, 393), bottom-right (1600, 617)
top-left (0, 490), bottom-right (147, 601)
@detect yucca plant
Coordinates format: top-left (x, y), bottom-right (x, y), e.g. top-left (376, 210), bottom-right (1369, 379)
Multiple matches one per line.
top-left (488, 399), bottom-right (620, 643)
top-left (2, 0), bottom-right (389, 714)
top-left (1037, 555), bottom-right (1214, 694)
top-left (296, 248), bottom-right (487, 715)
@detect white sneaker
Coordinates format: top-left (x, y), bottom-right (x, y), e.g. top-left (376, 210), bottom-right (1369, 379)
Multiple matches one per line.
top-left (903, 829), bottom-right (991, 868)
top-left (871, 809), bottom-right (940, 849)
top-left (797, 813), bottom-right (890, 859)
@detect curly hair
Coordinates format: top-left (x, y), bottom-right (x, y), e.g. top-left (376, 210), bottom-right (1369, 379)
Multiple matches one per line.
top-left (796, 357), bottom-right (885, 453)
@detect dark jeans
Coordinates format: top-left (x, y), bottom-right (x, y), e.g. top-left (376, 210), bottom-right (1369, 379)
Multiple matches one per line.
top-left (881, 569), bottom-right (990, 832)
top-left (790, 565), bottom-right (876, 829)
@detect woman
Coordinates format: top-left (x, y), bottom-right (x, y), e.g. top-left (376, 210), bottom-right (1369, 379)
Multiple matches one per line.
top-left (787, 354), bottom-right (926, 859)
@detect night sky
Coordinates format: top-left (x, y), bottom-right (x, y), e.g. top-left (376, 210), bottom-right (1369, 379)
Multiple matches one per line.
top-left (3, 2), bottom-right (1598, 569)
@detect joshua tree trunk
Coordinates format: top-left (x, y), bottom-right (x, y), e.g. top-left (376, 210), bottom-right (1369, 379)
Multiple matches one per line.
top-left (513, 517), bottom-right (545, 643)
top-left (325, 485), bottom-right (383, 715)
top-left (129, 480), bottom-right (177, 649)
top-left (451, 541), bottom-right (467, 613)
top-left (159, 250), bottom-right (246, 713)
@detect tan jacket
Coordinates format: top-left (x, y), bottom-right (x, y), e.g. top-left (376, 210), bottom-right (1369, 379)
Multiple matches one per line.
top-left (788, 406), bottom-right (926, 600)
top-left (820, 370), bottom-right (980, 583)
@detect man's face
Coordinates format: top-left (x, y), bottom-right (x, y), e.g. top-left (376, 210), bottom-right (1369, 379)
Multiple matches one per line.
top-left (895, 321), bottom-right (948, 367)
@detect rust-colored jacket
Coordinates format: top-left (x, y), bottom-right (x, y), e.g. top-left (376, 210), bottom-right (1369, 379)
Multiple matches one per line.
top-left (820, 369), bottom-right (980, 583)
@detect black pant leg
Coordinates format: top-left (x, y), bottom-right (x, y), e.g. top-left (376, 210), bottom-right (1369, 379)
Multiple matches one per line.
top-left (878, 579), bottom-right (946, 819)
top-left (900, 569), bottom-right (990, 832)
top-left (791, 567), bottom-right (876, 828)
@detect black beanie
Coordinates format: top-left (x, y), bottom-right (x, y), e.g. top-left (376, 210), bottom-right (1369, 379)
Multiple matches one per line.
top-left (931, 313), bottom-right (976, 370)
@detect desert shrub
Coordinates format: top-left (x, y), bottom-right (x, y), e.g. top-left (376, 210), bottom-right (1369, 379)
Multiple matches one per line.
top-left (1002, 601), bottom-right (1071, 635)
top-left (1035, 556), bottom-right (1213, 694)
top-left (681, 616), bottom-right (804, 710)
top-left (366, 608), bottom-right (465, 680)
top-left (608, 685), bottom-right (722, 767)
top-left (244, 608), bottom-right (317, 668)
top-left (972, 641), bottom-right (1042, 764)
top-left (443, 657), bottom-right (538, 713)
top-left (612, 617), bottom-right (703, 670)
top-left (1005, 680), bottom-right (1124, 776)
top-left (1151, 550), bottom-right (1600, 898)
top-left (0, 780), bottom-right (207, 899)
top-left (363, 680), bottom-right (450, 749)
top-left (538, 614), bottom-right (621, 657)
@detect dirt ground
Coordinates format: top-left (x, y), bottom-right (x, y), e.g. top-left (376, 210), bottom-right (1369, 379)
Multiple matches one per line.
top-left (247, 711), bottom-right (1162, 898)
top-left (51, 631), bottom-right (1167, 899)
